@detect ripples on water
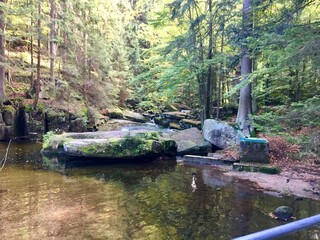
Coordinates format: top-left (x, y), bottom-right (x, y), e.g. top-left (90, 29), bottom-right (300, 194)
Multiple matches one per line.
top-left (0, 140), bottom-right (319, 240)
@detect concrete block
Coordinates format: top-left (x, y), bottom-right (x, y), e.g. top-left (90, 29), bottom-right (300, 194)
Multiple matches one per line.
top-left (239, 137), bottom-right (269, 163)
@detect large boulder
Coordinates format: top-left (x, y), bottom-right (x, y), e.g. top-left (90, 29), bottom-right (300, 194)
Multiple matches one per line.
top-left (203, 119), bottom-right (245, 149)
top-left (42, 130), bottom-right (177, 159)
top-left (169, 128), bottom-right (212, 156)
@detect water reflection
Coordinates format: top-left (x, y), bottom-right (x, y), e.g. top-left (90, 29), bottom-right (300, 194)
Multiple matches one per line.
top-left (0, 141), bottom-right (319, 240)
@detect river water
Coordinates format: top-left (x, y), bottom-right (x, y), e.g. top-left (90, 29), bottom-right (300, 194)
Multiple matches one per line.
top-left (0, 140), bottom-right (319, 240)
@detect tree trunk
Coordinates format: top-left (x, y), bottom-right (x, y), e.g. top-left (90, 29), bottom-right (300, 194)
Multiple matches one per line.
top-left (61, 0), bottom-right (68, 76)
top-left (83, 10), bottom-right (88, 100)
top-left (205, 0), bottom-right (213, 120)
top-left (236, 0), bottom-right (253, 136)
top-left (217, 23), bottom-right (225, 119)
top-left (0, 0), bottom-right (7, 105)
top-left (30, 0), bottom-right (34, 88)
top-left (33, 0), bottom-right (41, 110)
top-left (49, 0), bottom-right (57, 84)
top-left (197, 29), bottom-right (206, 124)
top-left (251, 60), bottom-right (257, 113)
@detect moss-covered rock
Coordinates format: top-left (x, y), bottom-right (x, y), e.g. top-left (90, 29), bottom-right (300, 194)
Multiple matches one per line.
top-left (42, 131), bottom-right (71, 154)
top-left (42, 130), bottom-right (177, 159)
top-left (169, 122), bottom-right (182, 130)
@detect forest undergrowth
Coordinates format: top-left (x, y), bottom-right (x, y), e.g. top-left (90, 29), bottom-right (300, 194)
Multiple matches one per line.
top-left (253, 97), bottom-right (320, 179)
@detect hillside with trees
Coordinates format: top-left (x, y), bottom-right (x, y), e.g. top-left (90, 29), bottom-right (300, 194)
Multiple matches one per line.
top-left (0, 0), bottom-right (319, 163)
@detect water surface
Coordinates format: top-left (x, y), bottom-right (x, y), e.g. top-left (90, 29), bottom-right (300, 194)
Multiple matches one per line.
top-left (0, 141), bottom-right (319, 239)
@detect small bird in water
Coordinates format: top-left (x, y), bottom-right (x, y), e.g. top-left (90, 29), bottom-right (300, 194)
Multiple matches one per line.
top-left (191, 173), bottom-right (197, 192)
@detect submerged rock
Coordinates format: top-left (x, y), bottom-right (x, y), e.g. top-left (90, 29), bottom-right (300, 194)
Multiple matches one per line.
top-left (42, 130), bottom-right (177, 159)
top-left (270, 206), bottom-right (294, 221)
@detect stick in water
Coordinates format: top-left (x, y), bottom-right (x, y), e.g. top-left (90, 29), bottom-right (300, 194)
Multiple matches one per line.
top-left (0, 140), bottom-right (12, 172)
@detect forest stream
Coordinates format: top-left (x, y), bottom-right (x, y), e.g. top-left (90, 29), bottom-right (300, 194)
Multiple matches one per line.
top-left (0, 140), bottom-right (319, 240)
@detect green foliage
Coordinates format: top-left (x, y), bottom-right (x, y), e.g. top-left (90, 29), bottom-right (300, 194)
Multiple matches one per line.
top-left (254, 97), bottom-right (320, 133)
top-left (284, 97), bottom-right (320, 129)
top-left (24, 104), bottom-right (33, 113)
top-left (3, 0), bottom-right (320, 126)
top-left (254, 97), bottom-right (320, 161)
top-left (137, 101), bottom-right (159, 113)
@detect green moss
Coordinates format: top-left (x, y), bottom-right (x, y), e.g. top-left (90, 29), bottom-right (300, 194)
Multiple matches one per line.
top-left (1, 105), bottom-right (16, 113)
top-left (234, 163), bottom-right (280, 174)
top-left (37, 102), bottom-right (46, 111)
top-left (259, 166), bottom-right (280, 174)
top-left (24, 104), bottom-right (33, 113)
top-left (42, 132), bottom-right (71, 151)
top-left (74, 137), bottom-right (155, 158)
top-left (43, 130), bottom-right (177, 158)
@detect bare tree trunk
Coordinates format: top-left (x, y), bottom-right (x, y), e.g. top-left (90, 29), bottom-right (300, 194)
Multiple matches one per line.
top-left (205, 0), bottom-right (213, 120)
top-left (236, 0), bottom-right (253, 136)
top-left (33, 0), bottom-right (41, 110)
top-left (49, 0), bottom-right (57, 84)
top-left (251, 60), bottom-right (257, 113)
top-left (61, 0), bottom-right (68, 77)
top-left (30, 0), bottom-right (34, 88)
top-left (83, 10), bottom-right (88, 100)
top-left (217, 23), bottom-right (225, 119)
top-left (0, 0), bottom-right (7, 105)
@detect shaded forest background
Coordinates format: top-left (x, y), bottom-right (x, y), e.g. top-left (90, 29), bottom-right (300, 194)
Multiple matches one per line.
top-left (0, 0), bottom-right (319, 160)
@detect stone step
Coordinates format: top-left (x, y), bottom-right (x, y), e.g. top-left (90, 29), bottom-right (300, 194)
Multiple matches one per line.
top-left (233, 162), bottom-right (280, 174)
top-left (179, 154), bottom-right (237, 166)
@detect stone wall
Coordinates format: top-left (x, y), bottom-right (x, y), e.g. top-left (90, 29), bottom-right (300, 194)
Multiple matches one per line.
top-left (0, 106), bottom-right (89, 141)
top-left (0, 106), bottom-right (16, 140)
